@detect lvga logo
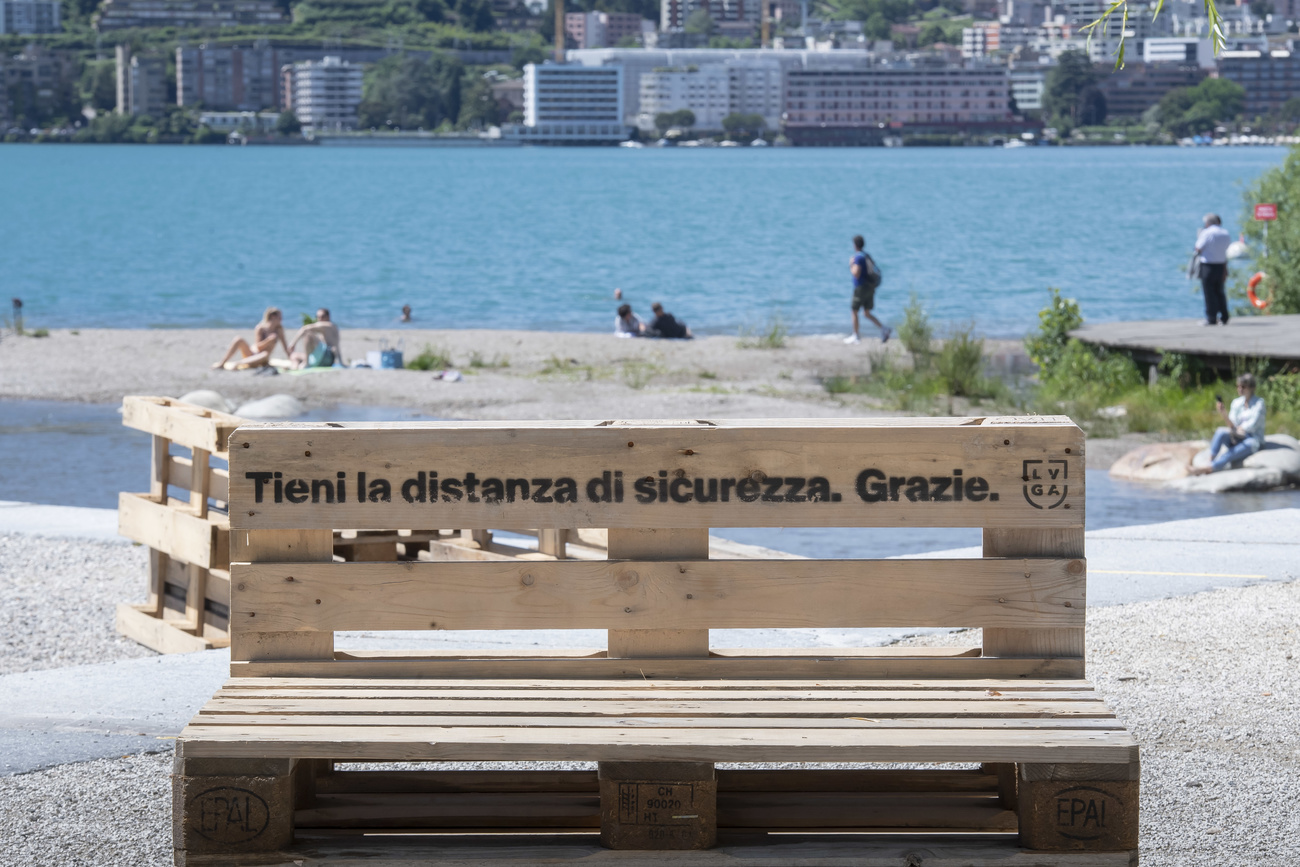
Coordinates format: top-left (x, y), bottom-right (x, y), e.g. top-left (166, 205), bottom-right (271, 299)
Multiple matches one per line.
top-left (1022, 459), bottom-right (1068, 509)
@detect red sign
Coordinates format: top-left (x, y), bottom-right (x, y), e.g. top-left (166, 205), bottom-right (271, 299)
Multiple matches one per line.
top-left (1255, 203), bottom-right (1278, 221)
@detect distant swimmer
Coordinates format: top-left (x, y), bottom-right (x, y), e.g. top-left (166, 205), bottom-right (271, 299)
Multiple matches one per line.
top-left (1195, 214), bottom-right (1232, 326)
top-left (400, 304), bottom-right (412, 322)
top-left (844, 235), bottom-right (890, 345)
top-left (614, 288), bottom-right (623, 300)
top-left (211, 307), bottom-right (289, 369)
top-left (290, 308), bottom-right (343, 368)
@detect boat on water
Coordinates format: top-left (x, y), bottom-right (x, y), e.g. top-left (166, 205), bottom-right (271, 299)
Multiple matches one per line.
top-left (619, 140), bottom-right (645, 148)
top-left (1003, 139), bottom-right (1027, 149)
top-left (751, 138), bottom-right (769, 147)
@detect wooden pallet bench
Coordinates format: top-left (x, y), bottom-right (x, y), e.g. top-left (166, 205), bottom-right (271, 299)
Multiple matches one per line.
top-left (174, 417), bottom-right (1139, 866)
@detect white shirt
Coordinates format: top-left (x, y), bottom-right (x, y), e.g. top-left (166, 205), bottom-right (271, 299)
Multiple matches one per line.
top-left (1196, 225), bottom-right (1232, 264)
top-left (1230, 394), bottom-right (1266, 441)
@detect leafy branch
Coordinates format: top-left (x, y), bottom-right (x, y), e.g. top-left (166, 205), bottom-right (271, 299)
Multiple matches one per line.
top-left (1083, 0), bottom-right (1226, 69)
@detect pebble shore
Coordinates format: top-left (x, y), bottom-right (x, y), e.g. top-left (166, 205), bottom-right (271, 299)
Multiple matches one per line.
top-left (0, 533), bottom-right (1296, 865)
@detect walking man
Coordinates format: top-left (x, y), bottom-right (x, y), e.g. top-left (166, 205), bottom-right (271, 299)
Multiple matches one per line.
top-left (1195, 214), bottom-right (1232, 326)
top-left (845, 235), bottom-right (890, 345)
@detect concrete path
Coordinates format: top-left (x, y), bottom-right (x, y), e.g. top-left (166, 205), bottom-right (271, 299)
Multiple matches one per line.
top-left (1071, 314), bottom-right (1300, 363)
top-left (0, 505), bottom-right (1296, 776)
top-left (0, 500), bottom-right (122, 543)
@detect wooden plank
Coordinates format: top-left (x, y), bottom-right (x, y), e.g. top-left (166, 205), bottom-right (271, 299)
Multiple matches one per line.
top-left (118, 492), bottom-right (221, 568)
top-left (172, 834), bottom-right (1136, 866)
top-left (172, 724), bottom-right (1140, 764)
top-left (150, 434), bottom-right (170, 503)
top-left (122, 395), bottom-right (241, 456)
top-left (191, 448), bottom-right (211, 518)
top-left (214, 676), bottom-right (1093, 691)
top-left (183, 563), bottom-right (208, 635)
top-left (608, 528), bottom-right (710, 659)
top-left (115, 603), bottom-right (214, 653)
top-left (171, 457), bottom-right (232, 504)
top-left (144, 547), bottom-right (167, 617)
top-left (208, 685), bottom-right (1103, 700)
top-left (230, 558), bottom-right (1084, 633)
top-left (229, 529), bottom-right (334, 664)
top-left (192, 697), bottom-right (1117, 718)
top-left (537, 528), bottom-right (568, 559)
top-left (983, 529), bottom-right (1086, 661)
top-left (192, 715), bottom-right (1126, 731)
top-left (230, 656), bottom-right (1086, 680)
top-left (227, 419), bottom-right (1085, 531)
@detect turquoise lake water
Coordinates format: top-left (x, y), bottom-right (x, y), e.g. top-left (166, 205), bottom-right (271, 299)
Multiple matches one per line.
top-left (0, 145), bottom-right (1285, 335)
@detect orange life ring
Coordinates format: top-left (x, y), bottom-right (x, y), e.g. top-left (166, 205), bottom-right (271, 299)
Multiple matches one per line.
top-left (1247, 272), bottom-right (1270, 309)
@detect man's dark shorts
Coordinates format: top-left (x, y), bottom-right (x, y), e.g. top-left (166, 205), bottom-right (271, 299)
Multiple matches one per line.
top-left (852, 284), bottom-right (875, 312)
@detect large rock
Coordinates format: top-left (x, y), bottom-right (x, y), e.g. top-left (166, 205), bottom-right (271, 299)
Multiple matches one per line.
top-left (234, 394), bottom-right (306, 419)
top-left (178, 390), bottom-right (234, 414)
top-left (1166, 434), bottom-right (1300, 493)
top-left (1108, 441), bottom-right (1206, 481)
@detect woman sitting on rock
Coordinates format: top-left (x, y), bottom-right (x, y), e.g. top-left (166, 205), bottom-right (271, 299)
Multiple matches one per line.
top-left (1190, 373), bottom-right (1266, 475)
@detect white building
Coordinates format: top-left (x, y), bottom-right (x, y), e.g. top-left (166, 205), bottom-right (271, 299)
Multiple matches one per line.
top-left (1142, 36), bottom-right (1215, 67)
top-left (284, 56), bottom-right (363, 132)
top-left (569, 48), bottom-right (875, 126)
top-left (638, 59), bottom-right (782, 130)
top-left (0, 0), bottom-right (59, 33)
top-left (198, 110), bottom-right (280, 132)
top-left (1009, 65), bottom-right (1047, 112)
top-left (516, 63), bottom-right (626, 143)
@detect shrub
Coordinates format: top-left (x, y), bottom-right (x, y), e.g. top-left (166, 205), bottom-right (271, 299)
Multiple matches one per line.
top-left (738, 313), bottom-right (788, 349)
top-left (897, 293), bottom-right (933, 370)
top-left (934, 325), bottom-right (984, 397)
top-left (1024, 288), bottom-right (1084, 372)
top-left (407, 344), bottom-right (453, 370)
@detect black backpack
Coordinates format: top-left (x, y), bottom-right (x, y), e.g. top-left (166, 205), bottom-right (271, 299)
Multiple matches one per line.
top-left (861, 253), bottom-right (882, 290)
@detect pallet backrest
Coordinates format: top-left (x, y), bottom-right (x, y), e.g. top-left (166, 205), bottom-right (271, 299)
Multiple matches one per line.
top-left (122, 395), bottom-right (242, 514)
top-left (228, 417), bottom-right (1085, 679)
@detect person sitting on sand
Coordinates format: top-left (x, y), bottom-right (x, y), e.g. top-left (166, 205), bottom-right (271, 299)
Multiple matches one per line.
top-left (615, 303), bottom-right (644, 337)
top-left (211, 307), bottom-right (289, 369)
top-left (1189, 373), bottom-right (1266, 475)
top-left (289, 308), bottom-right (343, 369)
top-left (645, 302), bottom-right (692, 339)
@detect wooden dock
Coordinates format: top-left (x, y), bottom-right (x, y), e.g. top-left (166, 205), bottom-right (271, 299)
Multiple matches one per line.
top-left (1071, 314), bottom-right (1300, 367)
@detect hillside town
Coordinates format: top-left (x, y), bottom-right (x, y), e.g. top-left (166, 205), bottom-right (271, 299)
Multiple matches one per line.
top-left (2, 0), bottom-right (1298, 143)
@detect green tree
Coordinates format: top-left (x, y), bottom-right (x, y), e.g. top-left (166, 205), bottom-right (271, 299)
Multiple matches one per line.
top-left (722, 112), bottom-right (764, 137)
top-left (276, 110), bottom-right (302, 135)
top-left (863, 12), bottom-right (891, 39)
top-left (457, 71), bottom-right (500, 128)
top-left (1239, 145), bottom-right (1300, 314)
top-left (79, 61), bottom-right (117, 112)
top-left (655, 109), bottom-right (695, 130)
top-left (684, 7), bottom-right (715, 34)
top-left (1042, 50), bottom-right (1097, 126)
top-left (358, 53), bottom-right (465, 130)
top-left (1155, 78), bottom-right (1244, 137)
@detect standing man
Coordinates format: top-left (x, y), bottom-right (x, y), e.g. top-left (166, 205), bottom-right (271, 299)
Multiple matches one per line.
top-left (845, 235), bottom-right (890, 345)
top-left (1195, 214), bottom-right (1232, 326)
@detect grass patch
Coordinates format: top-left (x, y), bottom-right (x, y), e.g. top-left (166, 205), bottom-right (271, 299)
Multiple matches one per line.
top-left (540, 356), bottom-right (609, 381)
top-left (468, 351), bottom-right (509, 369)
top-left (698, 370), bottom-right (717, 380)
top-left (620, 360), bottom-right (664, 390)
top-left (738, 313), bottom-right (788, 349)
top-left (30, 328), bottom-right (49, 338)
top-left (407, 344), bottom-right (453, 371)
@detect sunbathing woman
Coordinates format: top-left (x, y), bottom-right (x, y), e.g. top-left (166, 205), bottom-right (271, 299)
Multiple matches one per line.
top-left (211, 307), bottom-right (289, 369)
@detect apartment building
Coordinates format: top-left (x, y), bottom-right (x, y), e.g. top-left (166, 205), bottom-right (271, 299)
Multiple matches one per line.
top-left (569, 47), bottom-right (874, 126)
top-left (115, 45), bottom-right (167, 116)
top-left (638, 59), bottom-right (782, 130)
top-left (659, 0), bottom-right (763, 35)
top-left (565, 11), bottom-right (651, 49)
top-left (1009, 64), bottom-right (1047, 113)
top-left (0, 45), bottom-right (75, 126)
top-left (95, 0), bottom-right (284, 31)
top-left (177, 44), bottom-right (286, 111)
top-left (284, 56), bottom-right (363, 132)
top-left (783, 65), bottom-right (1013, 144)
top-left (1217, 48), bottom-right (1300, 117)
top-left (0, 0), bottom-right (60, 34)
top-left (1097, 61), bottom-right (1207, 117)
top-left (515, 62), bottom-right (626, 143)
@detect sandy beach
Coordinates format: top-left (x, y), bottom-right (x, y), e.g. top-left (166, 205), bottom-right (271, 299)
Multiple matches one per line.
top-left (0, 326), bottom-right (1033, 419)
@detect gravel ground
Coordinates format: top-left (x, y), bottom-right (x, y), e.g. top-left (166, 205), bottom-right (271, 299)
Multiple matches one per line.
top-left (0, 530), bottom-right (1295, 865)
top-left (0, 534), bottom-right (154, 675)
